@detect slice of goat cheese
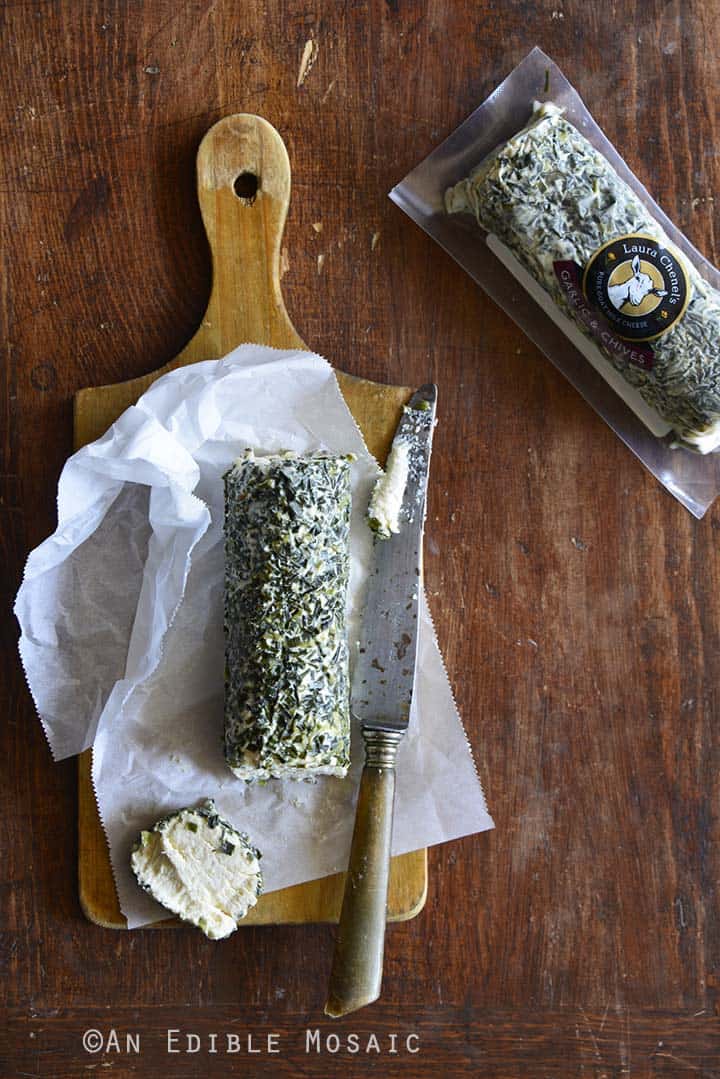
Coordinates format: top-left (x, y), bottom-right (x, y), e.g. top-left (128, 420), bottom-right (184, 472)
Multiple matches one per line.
top-left (130, 799), bottom-right (262, 939)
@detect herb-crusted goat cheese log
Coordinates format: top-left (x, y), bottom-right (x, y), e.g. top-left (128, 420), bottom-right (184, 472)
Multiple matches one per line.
top-left (130, 800), bottom-right (262, 939)
top-left (445, 103), bottom-right (720, 453)
top-left (224, 450), bottom-right (351, 780)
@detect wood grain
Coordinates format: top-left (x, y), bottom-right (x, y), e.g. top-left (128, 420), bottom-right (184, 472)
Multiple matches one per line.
top-left (3, 0), bottom-right (720, 1074)
top-left (4, 1006), bottom-right (720, 1078)
top-left (74, 111), bottom-right (425, 929)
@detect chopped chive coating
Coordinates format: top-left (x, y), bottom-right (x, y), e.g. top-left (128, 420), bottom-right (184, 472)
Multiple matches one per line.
top-left (223, 451), bottom-right (352, 781)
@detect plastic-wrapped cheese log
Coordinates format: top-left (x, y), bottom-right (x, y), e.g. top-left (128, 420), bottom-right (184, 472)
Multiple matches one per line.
top-left (224, 450), bottom-right (351, 781)
top-left (445, 103), bottom-right (720, 453)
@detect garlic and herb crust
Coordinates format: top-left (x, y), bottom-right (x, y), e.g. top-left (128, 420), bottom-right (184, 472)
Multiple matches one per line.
top-left (130, 800), bottom-right (262, 939)
top-left (223, 451), bottom-right (351, 781)
top-left (446, 102), bottom-right (720, 453)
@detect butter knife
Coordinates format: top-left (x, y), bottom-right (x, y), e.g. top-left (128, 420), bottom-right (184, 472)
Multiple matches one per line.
top-left (325, 383), bottom-right (437, 1017)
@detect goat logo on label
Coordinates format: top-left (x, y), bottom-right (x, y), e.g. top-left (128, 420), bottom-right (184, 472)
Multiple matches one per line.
top-left (583, 234), bottom-right (690, 342)
top-left (607, 255), bottom-right (667, 314)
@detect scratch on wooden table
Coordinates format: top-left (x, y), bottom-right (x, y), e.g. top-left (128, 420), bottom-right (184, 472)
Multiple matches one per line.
top-left (599, 1002), bottom-right (610, 1033)
top-left (616, 1000), bottom-right (631, 1076)
top-left (675, 895), bottom-right (689, 929)
top-left (297, 37), bottom-right (319, 87)
top-left (653, 1051), bottom-right (720, 1076)
top-left (579, 1005), bottom-right (603, 1065)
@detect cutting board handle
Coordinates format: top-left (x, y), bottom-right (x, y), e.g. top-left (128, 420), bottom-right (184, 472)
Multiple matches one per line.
top-left (191, 113), bottom-right (305, 358)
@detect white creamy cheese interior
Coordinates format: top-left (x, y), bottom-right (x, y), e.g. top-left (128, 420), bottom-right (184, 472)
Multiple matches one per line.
top-left (367, 440), bottom-right (410, 538)
top-left (230, 748), bottom-right (347, 781)
top-left (130, 800), bottom-right (262, 939)
top-left (676, 421), bottom-right (720, 454)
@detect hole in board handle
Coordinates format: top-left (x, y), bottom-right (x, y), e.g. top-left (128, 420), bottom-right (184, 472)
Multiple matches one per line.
top-left (233, 172), bottom-right (259, 204)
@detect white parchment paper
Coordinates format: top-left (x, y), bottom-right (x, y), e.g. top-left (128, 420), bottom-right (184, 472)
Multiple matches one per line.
top-left (15, 346), bottom-right (493, 929)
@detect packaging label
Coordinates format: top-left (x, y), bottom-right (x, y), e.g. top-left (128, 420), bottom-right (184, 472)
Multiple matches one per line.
top-left (553, 260), bottom-right (656, 370)
top-left (582, 234), bottom-right (690, 342)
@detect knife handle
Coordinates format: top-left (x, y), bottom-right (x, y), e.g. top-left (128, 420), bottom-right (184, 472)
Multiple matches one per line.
top-left (325, 728), bottom-right (404, 1018)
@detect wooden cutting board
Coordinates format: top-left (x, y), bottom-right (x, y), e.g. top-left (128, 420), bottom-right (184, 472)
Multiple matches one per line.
top-left (75, 113), bottom-right (427, 928)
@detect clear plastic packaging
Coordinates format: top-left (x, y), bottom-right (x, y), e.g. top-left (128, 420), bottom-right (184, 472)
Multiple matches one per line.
top-left (390, 47), bottom-right (720, 517)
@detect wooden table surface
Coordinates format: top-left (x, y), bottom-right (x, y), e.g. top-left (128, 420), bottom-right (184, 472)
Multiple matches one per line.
top-left (3, 2), bottom-right (720, 1076)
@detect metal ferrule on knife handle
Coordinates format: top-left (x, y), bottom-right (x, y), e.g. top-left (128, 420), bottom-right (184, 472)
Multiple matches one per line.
top-left (325, 728), bottom-right (404, 1018)
top-left (364, 727), bottom-right (405, 766)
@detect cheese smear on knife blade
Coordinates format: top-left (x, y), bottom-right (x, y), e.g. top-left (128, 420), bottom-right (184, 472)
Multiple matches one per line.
top-left (367, 439), bottom-right (410, 538)
top-left (223, 450), bottom-right (352, 781)
top-left (130, 800), bottom-right (262, 939)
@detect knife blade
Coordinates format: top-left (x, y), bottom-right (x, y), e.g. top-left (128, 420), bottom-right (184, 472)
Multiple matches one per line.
top-left (325, 383), bottom-right (437, 1018)
top-left (353, 382), bottom-right (437, 730)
